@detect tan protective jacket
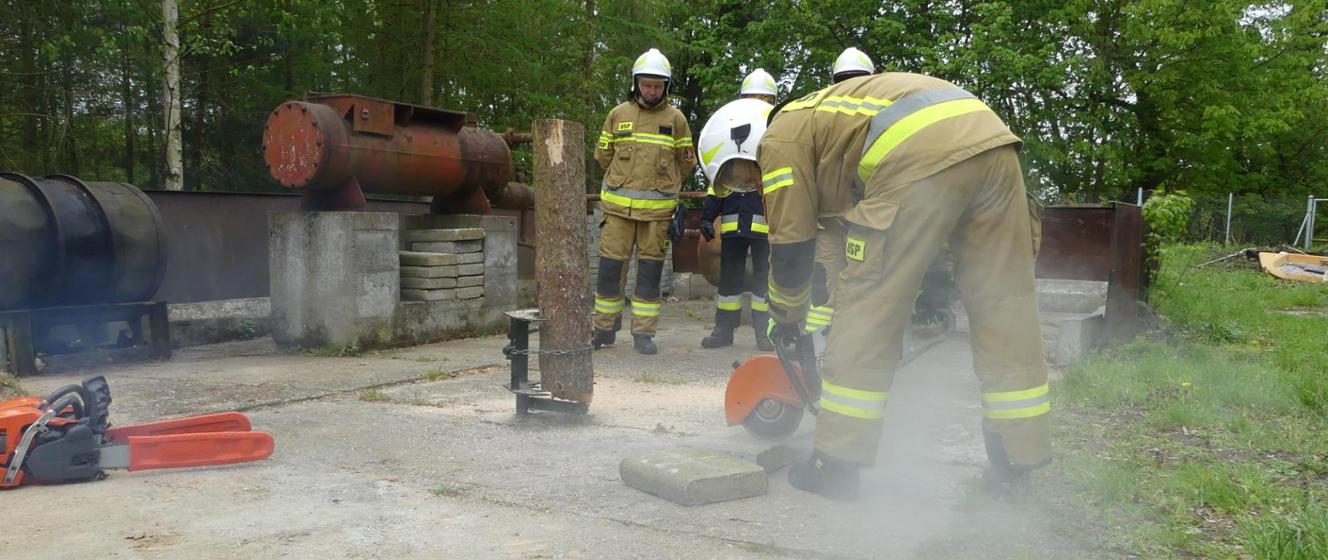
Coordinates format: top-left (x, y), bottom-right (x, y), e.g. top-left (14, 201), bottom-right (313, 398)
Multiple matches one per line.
top-left (757, 72), bottom-right (1021, 319)
top-left (594, 99), bottom-right (695, 221)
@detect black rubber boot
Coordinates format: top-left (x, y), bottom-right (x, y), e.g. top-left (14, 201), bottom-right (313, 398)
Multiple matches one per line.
top-left (633, 334), bottom-right (658, 355)
top-left (591, 329), bottom-right (616, 350)
top-left (788, 452), bottom-right (861, 502)
top-left (754, 329), bottom-right (774, 351)
top-left (701, 328), bottom-right (734, 349)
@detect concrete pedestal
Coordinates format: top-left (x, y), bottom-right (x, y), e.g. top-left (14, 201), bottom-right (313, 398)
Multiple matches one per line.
top-left (270, 212), bottom-right (400, 348)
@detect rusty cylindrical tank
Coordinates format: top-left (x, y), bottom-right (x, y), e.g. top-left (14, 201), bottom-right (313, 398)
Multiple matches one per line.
top-left (262, 94), bottom-right (526, 213)
top-left (0, 173), bottom-right (166, 311)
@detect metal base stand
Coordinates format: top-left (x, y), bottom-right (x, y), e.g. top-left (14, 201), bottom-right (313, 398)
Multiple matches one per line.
top-left (501, 309), bottom-right (588, 415)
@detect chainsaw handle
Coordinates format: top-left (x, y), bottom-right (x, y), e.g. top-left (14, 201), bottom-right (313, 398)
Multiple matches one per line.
top-left (38, 384), bottom-right (89, 419)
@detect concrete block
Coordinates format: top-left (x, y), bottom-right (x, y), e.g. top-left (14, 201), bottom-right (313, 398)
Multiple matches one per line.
top-left (412, 240), bottom-right (482, 254)
top-left (619, 446), bottom-right (767, 506)
top-left (458, 263), bottom-right (485, 276)
top-left (456, 252), bottom-right (485, 264)
top-left (358, 271), bottom-right (400, 318)
top-left (456, 275), bottom-right (484, 288)
top-left (270, 212), bottom-right (398, 349)
top-left (686, 432), bottom-right (811, 473)
top-left (400, 265), bottom-right (459, 279)
top-left (400, 251), bottom-right (458, 266)
top-left (401, 288), bottom-right (456, 302)
top-left (355, 231), bottom-right (399, 272)
top-left (403, 228), bottom-right (485, 242)
top-left (1036, 279), bottom-right (1108, 314)
top-left (456, 286), bottom-right (484, 300)
top-left (401, 277), bottom-right (458, 290)
top-left (1051, 307), bottom-right (1107, 365)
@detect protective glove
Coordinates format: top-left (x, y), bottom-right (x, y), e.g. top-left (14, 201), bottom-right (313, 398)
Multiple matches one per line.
top-left (699, 220), bottom-right (715, 241)
top-left (766, 317), bottom-right (803, 346)
top-left (667, 203), bottom-right (687, 242)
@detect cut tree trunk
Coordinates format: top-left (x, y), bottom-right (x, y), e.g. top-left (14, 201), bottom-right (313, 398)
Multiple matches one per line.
top-left (533, 119), bottom-right (593, 404)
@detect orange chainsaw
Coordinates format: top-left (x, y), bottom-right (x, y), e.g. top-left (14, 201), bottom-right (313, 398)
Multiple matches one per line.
top-left (1, 376), bottom-right (274, 489)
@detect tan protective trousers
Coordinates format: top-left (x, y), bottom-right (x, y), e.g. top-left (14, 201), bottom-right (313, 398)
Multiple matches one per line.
top-left (819, 146), bottom-right (1051, 470)
top-left (594, 214), bottom-right (670, 336)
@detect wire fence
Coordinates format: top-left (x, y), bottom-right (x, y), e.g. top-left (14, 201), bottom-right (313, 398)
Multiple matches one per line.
top-left (1184, 194), bottom-right (1317, 247)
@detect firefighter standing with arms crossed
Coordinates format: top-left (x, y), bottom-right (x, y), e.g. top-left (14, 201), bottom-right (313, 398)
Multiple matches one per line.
top-left (760, 72), bottom-right (1050, 500)
top-left (592, 48), bottom-right (695, 355)
top-left (697, 73), bottom-right (777, 351)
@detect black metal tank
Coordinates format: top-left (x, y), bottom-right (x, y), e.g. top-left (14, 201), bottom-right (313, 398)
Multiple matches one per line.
top-left (0, 173), bottom-right (166, 311)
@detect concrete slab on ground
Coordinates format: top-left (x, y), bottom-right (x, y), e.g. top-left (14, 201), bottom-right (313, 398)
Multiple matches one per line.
top-left (619, 446), bottom-right (768, 506)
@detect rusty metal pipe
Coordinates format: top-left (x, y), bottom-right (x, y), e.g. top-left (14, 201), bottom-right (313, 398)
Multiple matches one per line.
top-left (262, 94), bottom-right (524, 213)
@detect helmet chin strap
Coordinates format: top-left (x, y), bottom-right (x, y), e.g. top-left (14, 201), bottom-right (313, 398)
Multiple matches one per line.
top-left (637, 93), bottom-right (665, 108)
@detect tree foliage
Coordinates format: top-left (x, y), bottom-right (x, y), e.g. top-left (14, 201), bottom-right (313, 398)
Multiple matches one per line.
top-left (1, 0), bottom-right (1325, 200)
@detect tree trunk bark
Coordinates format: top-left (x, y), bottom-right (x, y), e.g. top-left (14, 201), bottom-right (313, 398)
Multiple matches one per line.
top-left (122, 42), bottom-right (135, 183)
top-left (19, 0), bottom-right (38, 161)
top-left (162, 0), bottom-right (184, 191)
top-left (188, 0), bottom-right (212, 190)
top-left (418, 0), bottom-right (436, 106)
top-left (532, 119), bottom-right (593, 405)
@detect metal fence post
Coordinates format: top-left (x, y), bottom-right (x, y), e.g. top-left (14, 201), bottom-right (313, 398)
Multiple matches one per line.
top-left (1225, 192), bottom-right (1233, 245)
top-left (1305, 195), bottom-right (1316, 251)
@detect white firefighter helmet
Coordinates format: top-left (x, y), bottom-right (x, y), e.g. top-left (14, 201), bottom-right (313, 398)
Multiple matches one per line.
top-left (696, 98), bottom-right (773, 193)
top-left (632, 48), bottom-right (672, 80)
top-left (832, 47), bottom-right (875, 82)
top-left (740, 68), bottom-right (778, 97)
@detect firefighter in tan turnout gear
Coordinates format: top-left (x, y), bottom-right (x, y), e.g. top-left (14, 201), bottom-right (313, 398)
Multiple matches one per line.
top-left (592, 48), bottom-right (695, 355)
top-left (760, 72), bottom-right (1050, 500)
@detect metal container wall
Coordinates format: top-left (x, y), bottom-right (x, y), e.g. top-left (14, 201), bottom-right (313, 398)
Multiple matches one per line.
top-left (262, 95), bottom-right (515, 212)
top-left (0, 174), bottom-right (165, 310)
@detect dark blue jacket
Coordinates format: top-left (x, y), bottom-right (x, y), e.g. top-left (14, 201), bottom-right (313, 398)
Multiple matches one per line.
top-left (701, 189), bottom-right (767, 239)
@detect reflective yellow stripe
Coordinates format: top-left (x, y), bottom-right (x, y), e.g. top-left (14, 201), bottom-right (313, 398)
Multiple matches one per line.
top-left (823, 379), bottom-right (888, 403)
top-left (631, 303), bottom-right (662, 317)
top-left (982, 383), bottom-right (1051, 420)
top-left (595, 297), bottom-right (625, 314)
top-left (762, 168), bottom-right (795, 194)
top-left (631, 133), bottom-right (676, 148)
top-left (781, 88), bottom-right (831, 112)
top-left (819, 379), bottom-right (888, 420)
top-left (675, 137), bottom-right (693, 148)
top-left (983, 384), bottom-right (1049, 402)
top-left (749, 297), bottom-right (768, 312)
top-left (716, 295), bottom-right (742, 311)
top-left (762, 167), bottom-right (793, 182)
top-left (767, 284), bottom-right (809, 308)
top-left (600, 189), bottom-right (679, 211)
top-left (750, 222), bottom-right (769, 234)
top-left (858, 98), bottom-right (990, 182)
top-left (814, 95), bottom-right (892, 116)
top-left (720, 222), bottom-right (738, 233)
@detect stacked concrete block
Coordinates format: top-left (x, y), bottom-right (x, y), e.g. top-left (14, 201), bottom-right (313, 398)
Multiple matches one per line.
top-left (399, 227), bottom-right (486, 302)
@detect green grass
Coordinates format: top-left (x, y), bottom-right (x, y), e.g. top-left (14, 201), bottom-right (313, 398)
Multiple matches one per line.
top-left (419, 368), bottom-right (458, 381)
top-left (358, 389), bottom-right (391, 402)
top-left (1048, 243), bottom-right (1328, 558)
top-left (0, 371), bottom-right (24, 398)
top-left (302, 344), bottom-right (365, 358)
top-left (430, 483), bottom-right (465, 497)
